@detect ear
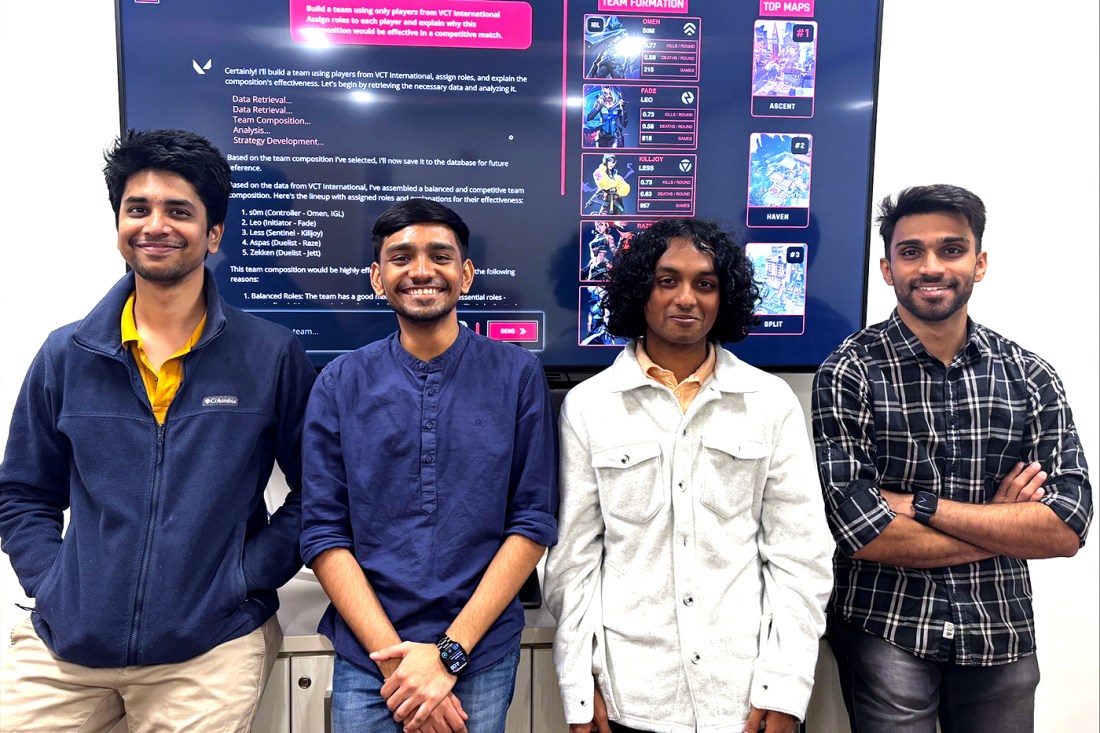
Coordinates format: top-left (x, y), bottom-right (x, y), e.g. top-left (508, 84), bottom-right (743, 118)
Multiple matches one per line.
top-left (206, 223), bottom-right (224, 255)
top-left (370, 262), bottom-right (385, 296)
top-left (879, 256), bottom-right (894, 286)
top-left (974, 250), bottom-right (988, 283)
top-left (460, 258), bottom-right (475, 294)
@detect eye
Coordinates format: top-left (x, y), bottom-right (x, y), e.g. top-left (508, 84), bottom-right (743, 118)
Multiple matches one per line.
top-left (127, 206), bottom-right (148, 216)
top-left (170, 208), bottom-right (193, 218)
top-left (696, 279), bottom-right (717, 291)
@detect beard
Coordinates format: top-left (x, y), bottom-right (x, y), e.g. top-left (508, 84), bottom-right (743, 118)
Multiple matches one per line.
top-left (124, 245), bottom-right (204, 284)
top-left (387, 282), bottom-right (459, 324)
top-left (390, 299), bottom-right (455, 323)
top-left (895, 277), bottom-right (974, 323)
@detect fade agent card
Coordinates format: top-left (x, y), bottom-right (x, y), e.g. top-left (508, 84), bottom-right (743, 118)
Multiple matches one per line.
top-left (746, 243), bottom-right (807, 335)
top-left (751, 20), bottom-right (817, 118)
top-left (582, 84), bottom-right (634, 149)
top-left (746, 133), bottom-right (812, 228)
top-left (635, 85), bottom-right (699, 149)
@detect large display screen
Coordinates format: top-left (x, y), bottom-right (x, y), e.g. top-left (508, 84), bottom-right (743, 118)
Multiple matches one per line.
top-left (116, 0), bottom-right (881, 372)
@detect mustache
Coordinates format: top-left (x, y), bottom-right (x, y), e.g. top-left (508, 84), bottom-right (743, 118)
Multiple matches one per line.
top-left (130, 238), bottom-right (185, 248)
top-left (910, 276), bottom-right (954, 286)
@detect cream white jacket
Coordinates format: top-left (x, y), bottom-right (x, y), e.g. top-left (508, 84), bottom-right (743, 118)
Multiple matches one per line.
top-left (544, 343), bottom-right (832, 732)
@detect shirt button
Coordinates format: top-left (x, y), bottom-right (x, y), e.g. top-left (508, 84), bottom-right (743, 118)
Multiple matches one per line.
top-left (690, 653), bottom-right (701, 664)
top-left (424, 420), bottom-right (435, 430)
top-left (427, 388), bottom-right (437, 396)
top-left (423, 454), bottom-right (434, 464)
top-left (683, 594), bottom-right (694, 606)
top-left (621, 455), bottom-right (629, 464)
top-left (417, 362), bottom-right (426, 370)
top-left (678, 481), bottom-right (686, 492)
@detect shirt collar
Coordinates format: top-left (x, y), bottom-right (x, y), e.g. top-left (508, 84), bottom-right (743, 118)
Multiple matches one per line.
top-left (120, 292), bottom-right (141, 347)
top-left (389, 324), bottom-right (472, 374)
top-left (635, 340), bottom-right (715, 387)
top-left (120, 291), bottom-right (207, 353)
top-left (885, 309), bottom-right (990, 365)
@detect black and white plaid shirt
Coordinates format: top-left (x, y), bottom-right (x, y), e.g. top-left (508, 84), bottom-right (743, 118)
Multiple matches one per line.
top-left (812, 311), bottom-right (1092, 665)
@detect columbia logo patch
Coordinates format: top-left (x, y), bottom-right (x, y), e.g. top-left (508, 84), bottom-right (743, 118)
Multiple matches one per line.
top-left (202, 395), bottom-right (239, 407)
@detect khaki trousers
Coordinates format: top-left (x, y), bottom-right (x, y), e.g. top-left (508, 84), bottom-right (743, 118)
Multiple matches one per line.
top-left (0, 615), bottom-right (281, 733)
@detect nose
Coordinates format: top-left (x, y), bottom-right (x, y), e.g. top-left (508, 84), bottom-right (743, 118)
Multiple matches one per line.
top-left (410, 254), bottom-right (433, 279)
top-left (142, 208), bottom-right (172, 235)
top-left (919, 252), bottom-right (946, 277)
top-left (672, 284), bottom-right (697, 308)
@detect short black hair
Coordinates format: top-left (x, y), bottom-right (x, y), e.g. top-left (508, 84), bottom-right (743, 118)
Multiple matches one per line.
top-left (603, 217), bottom-right (760, 343)
top-left (103, 129), bottom-right (232, 231)
top-left (877, 184), bottom-right (986, 259)
top-left (370, 198), bottom-right (470, 261)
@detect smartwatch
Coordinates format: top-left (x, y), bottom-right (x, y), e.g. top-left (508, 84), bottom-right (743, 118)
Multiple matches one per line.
top-left (436, 634), bottom-right (469, 676)
top-left (912, 491), bottom-right (939, 525)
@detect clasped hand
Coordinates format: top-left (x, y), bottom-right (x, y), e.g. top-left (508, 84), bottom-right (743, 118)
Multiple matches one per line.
top-left (371, 641), bottom-right (468, 733)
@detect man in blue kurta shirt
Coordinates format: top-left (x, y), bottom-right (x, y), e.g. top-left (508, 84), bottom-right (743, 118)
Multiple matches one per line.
top-left (300, 198), bottom-right (558, 733)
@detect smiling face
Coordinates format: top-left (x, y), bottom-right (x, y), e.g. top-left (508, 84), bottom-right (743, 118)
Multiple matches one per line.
top-left (880, 211), bottom-right (987, 326)
top-left (370, 222), bottom-right (474, 326)
top-left (643, 237), bottom-right (720, 356)
top-left (116, 169), bottom-right (222, 287)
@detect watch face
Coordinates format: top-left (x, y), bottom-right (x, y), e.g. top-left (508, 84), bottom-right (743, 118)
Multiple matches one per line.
top-left (913, 492), bottom-right (938, 524)
top-left (440, 642), bottom-right (469, 674)
top-left (914, 492), bottom-right (938, 513)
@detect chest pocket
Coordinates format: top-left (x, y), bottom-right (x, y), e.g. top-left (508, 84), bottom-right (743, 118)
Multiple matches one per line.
top-left (699, 434), bottom-right (769, 519)
top-left (591, 441), bottom-right (663, 524)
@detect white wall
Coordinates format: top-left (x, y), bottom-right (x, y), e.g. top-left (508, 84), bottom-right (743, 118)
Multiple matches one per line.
top-left (1, 1), bottom-right (1096, 729)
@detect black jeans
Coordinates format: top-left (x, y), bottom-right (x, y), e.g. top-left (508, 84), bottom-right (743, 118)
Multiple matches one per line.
top-left (828, 615), bottom-right (1040, 733)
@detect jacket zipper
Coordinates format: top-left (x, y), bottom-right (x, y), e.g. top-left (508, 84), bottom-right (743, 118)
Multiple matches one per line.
top-left (124, 352), bottom-right (191, 664)
top-left (128, 420), bottom-right (165, 664)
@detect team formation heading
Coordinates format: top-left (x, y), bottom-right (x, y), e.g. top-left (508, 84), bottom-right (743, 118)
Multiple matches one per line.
top-left (118, 0), bottom-right (879, 370)
top-left (575, 8), bottom-right (818, 348)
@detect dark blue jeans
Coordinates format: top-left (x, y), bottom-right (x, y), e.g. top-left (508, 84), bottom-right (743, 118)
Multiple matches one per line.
top-left (331, 645), bottom-right (520, 733)
top-left (828, 615), bottom-right (1040, 733)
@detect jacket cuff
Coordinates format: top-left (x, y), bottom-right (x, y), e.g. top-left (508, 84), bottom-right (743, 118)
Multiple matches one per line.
top-left (749, 660), bottom-right (812, 721)
top-left (557, 679), bottom-right (597, 725)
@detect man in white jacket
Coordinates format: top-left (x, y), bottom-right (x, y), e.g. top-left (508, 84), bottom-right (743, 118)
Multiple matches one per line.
top-left (544, 217), bottom-right (832, 733)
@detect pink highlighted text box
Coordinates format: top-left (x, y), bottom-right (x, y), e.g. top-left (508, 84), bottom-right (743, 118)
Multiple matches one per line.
top-left (289, 0), bottom-right (532, 50)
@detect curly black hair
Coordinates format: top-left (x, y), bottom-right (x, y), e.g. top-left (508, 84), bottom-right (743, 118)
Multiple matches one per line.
top-left (603, 217), bottom-right (760, 343)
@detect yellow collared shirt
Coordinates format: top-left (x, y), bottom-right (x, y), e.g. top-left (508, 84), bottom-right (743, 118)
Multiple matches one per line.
top-left (635, 340), bottom-right (716, 414)
top-left (121, 292), bottom-right (206, 424)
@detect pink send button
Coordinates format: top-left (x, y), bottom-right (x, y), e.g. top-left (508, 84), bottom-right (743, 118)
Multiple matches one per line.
top-left (488, 320), bottom-right (539, 343)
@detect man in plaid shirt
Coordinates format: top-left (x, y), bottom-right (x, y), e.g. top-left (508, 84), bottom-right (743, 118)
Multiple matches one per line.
top-left (812, 184), bottom-right (1092, 733)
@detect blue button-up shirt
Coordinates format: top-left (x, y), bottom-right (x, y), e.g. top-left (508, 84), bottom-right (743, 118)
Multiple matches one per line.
top-left (301, 327), bottom-right (558, 677)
